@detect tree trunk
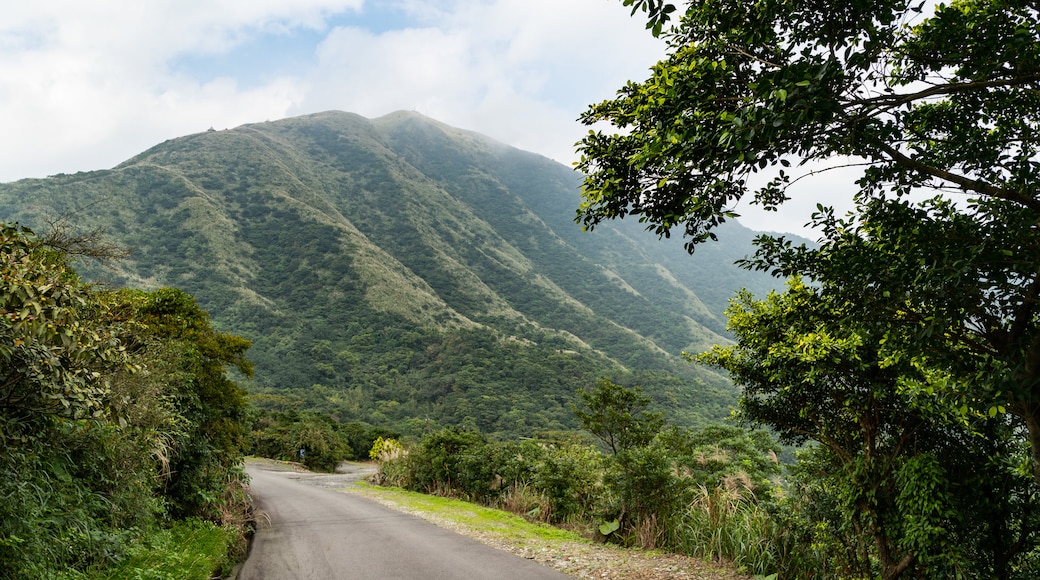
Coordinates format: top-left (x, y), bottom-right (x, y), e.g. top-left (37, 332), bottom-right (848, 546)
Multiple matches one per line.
top-left (1017, 398), bottom-right (1040, 487)
top-left (876, 537), bottom-right (914, 580)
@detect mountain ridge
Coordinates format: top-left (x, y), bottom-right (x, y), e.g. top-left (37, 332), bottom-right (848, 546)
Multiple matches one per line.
top-left (0, 110), bottom-right (795, 437)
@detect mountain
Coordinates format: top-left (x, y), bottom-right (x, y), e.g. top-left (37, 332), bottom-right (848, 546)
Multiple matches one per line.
top-left (0, 111), bottom-right (793, 437)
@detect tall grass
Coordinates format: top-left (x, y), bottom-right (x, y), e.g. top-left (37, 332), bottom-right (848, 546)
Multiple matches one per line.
top-left (673, 484), bottom-right (778, 576)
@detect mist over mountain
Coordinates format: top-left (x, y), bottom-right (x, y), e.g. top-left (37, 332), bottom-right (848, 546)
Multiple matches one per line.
top-left (0, 110), bottom-right (795, 437)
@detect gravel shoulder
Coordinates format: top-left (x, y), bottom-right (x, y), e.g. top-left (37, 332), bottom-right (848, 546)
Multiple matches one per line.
top-left (246, 458), bottom-right (752, 580)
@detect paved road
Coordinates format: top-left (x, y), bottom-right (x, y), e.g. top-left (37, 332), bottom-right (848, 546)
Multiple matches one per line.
top-left (238, 464), bottom-right (573, 579)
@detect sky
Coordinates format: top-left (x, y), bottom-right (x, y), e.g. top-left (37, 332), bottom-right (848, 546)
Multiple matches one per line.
top-left (0, 0), bottom-right (835, 237)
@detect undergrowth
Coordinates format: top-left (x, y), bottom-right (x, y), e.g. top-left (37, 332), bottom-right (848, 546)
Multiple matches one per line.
top-left (60, 519), bottom-right (239, 580)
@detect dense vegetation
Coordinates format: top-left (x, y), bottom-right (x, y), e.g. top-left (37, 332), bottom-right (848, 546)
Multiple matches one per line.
top-left (373, 380), bottom-right (783, 575)
top-left (0, 223), bottom-right (252, 578)
top-left (573, 0), bottom-right (1040, 577)
top-left (0, 111), bottom-right (785, 439)
top-left (376, 379), bottom-right (1039, 578)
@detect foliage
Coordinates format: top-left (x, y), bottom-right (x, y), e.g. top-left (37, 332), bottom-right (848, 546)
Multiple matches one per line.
top-left (405, 426), bottom-right (490, 495)
top-left (699, 280), bottom-right (1040, 578)
top-left (0, 430), bottom-right (159, 578)
top-left (377, 384), bottom-right (785, 572)
top-left (602, 441), bottom-right (686, 544)
top-left (369, 435), bottom-right (404, 461)
top-left (531, 441), bottom-right (604, 523)
top-left (0, 223), bottom-right (130, 429)
top-left (246, 409), bottom-right (386, 472)
top-left (64, 518), bottom-right (239, 580)
top-left (112, 287), bottom-right (252, 521)
top-left (578, 0), bottom-right (1040, 249)
top-left (675, 484), bottom-right (777, 576)
top-left (572, 378), bottom-right (665, 454)
top-left (0, 223), bottom-right (252, 577)
top-left (659, 424), bottom-right (780, 495)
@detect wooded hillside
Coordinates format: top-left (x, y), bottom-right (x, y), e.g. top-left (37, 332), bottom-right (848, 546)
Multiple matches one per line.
top-left (0, 111), bottom-right (787, 437)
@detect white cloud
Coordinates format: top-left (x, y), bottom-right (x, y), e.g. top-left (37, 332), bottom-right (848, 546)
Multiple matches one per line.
top-left (298, 0), bottom-right (665, 164)
top-left (0, 1), bottom-right (362, 181)
top-left (0, 0), bottom-right (831, 236)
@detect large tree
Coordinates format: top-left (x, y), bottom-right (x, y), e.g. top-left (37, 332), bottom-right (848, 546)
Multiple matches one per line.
top-left (578, 0), bottom-right (1040, 245)
top-left (700, 279), bottom-right (1039, 578)
top-left (577, 0), bottom-right (1040, 484)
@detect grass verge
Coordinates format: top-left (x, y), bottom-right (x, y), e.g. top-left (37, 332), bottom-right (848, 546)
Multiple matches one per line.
top-left (352, 482), bottom-right (582, 543)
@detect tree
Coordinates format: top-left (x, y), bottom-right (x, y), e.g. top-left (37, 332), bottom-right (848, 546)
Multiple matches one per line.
top-left (577, 0), bottom-right (1040, 486)
top-left (578, 0), bottom-right (1040, 247)
top-left (111, 286), bottom-right (253, 520)
top-left (0, 223), bottom-right (132, 429)
top-left (699, 280), bottom-right (1039, 578)
top-left (572, 378), bottom-right (664, 454)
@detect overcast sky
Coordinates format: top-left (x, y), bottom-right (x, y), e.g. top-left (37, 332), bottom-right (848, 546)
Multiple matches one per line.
top-left (0, 0), bottom-right (837, 237)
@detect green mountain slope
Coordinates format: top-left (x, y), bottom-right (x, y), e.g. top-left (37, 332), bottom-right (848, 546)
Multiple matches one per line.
top-left (0, 111), bottom-right (789, 437)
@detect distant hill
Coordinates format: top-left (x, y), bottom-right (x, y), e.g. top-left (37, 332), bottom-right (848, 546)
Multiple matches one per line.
top-left (0, 111), bottom-right (797, 437)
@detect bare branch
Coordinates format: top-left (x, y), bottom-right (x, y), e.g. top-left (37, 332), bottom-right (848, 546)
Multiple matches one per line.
top-left (42, 214), bottom-right (131, 264)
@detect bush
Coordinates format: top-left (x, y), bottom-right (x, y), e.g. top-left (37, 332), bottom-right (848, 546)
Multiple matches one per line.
top-left (532, 442), bottom-right (603, 524)
top-left (371, 417), bottom-right (789, 575)
top-left (376, 428), bottom-right (550, 511)
top-left (407, 426), bottom-right (488, 494)
top-left (67, 518), bottom-right (239, 580)
top-left (348, 423), bottom-right (400, 460)
top-left (369, 436), bottom-right (404, 460)
top-left (0, 422), bottom-right (163, 578)
top-left (601, 442), bottom-right (688, 548)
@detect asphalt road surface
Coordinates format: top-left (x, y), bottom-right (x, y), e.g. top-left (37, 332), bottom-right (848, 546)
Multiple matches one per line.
top-left (238, 463), bottom-right (573, 579)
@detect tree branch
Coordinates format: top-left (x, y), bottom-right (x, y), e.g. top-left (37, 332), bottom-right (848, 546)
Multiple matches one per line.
top-left (874, 142), bottom-right (1040, 212)
top-left (849, 72), bottom-right (1040, 110)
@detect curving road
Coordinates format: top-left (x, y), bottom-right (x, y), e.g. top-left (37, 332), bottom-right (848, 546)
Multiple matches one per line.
top-left (237, 463), bottom-right (573, 579)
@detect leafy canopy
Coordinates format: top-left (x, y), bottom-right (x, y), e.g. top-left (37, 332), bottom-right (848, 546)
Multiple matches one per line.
top-left (0, 223), bottom-right (132, 429)
top-left (577, 0), bottom-right (1040, 248)
top-left (699, 279), bottom-right (1040, 578)
top-left (580, 0), bottom-right (1040, 488)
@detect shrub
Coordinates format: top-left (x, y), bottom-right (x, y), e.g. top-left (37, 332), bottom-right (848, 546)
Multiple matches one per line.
top-left (247, 410), bottom-right (354, 472)
top-left (369, 436), bottom-right (404, 461)
top-left (532, 442), bottom-right (603, 524)
top-left (601, 442), bottom-right (689, 547)
top-left (407, 426), bottom-right (487, 494)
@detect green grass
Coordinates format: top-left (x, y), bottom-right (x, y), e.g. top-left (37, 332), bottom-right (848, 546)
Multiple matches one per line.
top-left (63, 519), bottom-right (238, 580)
top-left (352, 483), bottom-right (584, 544)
